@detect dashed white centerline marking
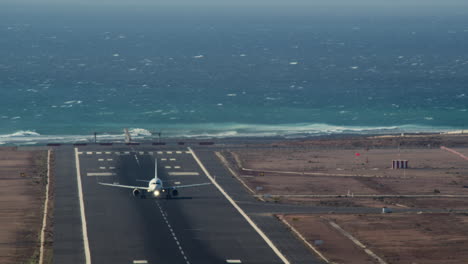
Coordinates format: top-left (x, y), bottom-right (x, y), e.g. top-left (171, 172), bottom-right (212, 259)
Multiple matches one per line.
top-left (149, 151), bottom-right (154, 155)
top-left (226, 260), bottom-right (242, 264)
top-left (109, 167), bottom-right (116, 170)
top-left (99, 167), bottom-right (106, 169)
top-left (107, 158), bottom-right (113, 161)
top-left (157, 151), bottom-right (163, 154)
top-left (185, 151), bottom-right (191, 154)
top-left (174, 166), bottom-right (181, 169)
top-left (139, 151), bottom-right (145, 155)
top-left (86, 152), bottom-right (93, 155)
top-left (133, 261), bottom-right (148, 264)
top-left (167, 151), bottom-right (173, 154)
top-left (165, 166), bottom-right (172, 169)
top-left (124, 151), bottom-right (130, 154)
top-left (174, 181), bottom-right (181, 185)
top-left (96, 152), bottom-right (102, 154)
top-left (77, 152), bottom-right (83, 155)
top-left (170, 158), bottom-right (176, 161)
top-left (98, 159), bottom-right (104, 161)
top-left (155, 202), bottom-right (190, 264)
top-left (105, 152), bottom-right (111, 154)
top-left (176, 151), bottom-right (182, 154)
top-left (114, 152), bottom-right (120, 155)
top-left (161, 158), bottom-right (167, 161)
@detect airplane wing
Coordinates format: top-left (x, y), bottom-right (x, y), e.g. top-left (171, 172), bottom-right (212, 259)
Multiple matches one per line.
top-left (164, 182), bottom-right (211, 190)
top-left (99, 182), bottom-right (151, 190)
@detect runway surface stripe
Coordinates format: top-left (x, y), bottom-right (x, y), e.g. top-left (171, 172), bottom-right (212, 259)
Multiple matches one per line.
top-left (168, 172), bottom-right (199, 176)
top-left (155, 201), bottom-right (190, 264)
top-left (174, 166), bottom-right (181, 169)
top-left (39, 150), bottom-right (51, 264)
top-left (87, 172), bottom-right (116, 176)
top-left (98, 159), bottom-right (104, 161)
top-left (96, 152), bottom-right (102, 154)
top-left (74, 148), bottom-right (92, 264)
top-left (133, 261), bottom-right (148, 264)
top-left (105, 152), bottom-right (111, 154)
top-left (86, 152), bottom-right (93, 155)
top-left (226, 260), bottom-right (242, 263)
top-left (188, 147), bottom-right (290, 264)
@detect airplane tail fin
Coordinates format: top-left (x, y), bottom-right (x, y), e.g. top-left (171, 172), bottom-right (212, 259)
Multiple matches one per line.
top-left (154, 158), bottom-right (158, 180)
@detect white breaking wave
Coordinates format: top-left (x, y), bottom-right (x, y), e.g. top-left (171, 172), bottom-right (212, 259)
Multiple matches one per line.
top-left (128, 128), bottom-right (152, 137)
top-left (0, 124), bottom-right (457, 145)
top-left (0, 130), bottom-right (41, 138)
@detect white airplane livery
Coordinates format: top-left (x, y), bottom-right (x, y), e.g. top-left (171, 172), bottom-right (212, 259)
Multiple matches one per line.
top-left (99, 159), bottom-right (210, 198)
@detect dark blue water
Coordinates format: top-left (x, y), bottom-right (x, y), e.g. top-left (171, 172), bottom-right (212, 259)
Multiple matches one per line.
top-left (1, 5), bottom-right (468, 143)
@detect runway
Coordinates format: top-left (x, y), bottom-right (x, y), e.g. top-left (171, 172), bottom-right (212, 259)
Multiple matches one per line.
top-left (54, 146), bottom-right (299, 264)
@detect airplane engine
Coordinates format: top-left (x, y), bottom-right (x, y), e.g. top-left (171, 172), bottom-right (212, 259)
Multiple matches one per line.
top-left (171, 189), bottom-right (179, 196)
top-left (132, 188), bottom-right (141, 197)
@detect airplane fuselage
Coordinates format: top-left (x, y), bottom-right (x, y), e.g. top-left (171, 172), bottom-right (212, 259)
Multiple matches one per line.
top-left (148, 178), bottom-right (163, 197)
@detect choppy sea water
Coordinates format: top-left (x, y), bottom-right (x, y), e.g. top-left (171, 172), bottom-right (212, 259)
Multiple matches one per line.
top-left (1, 6), bottom-right (467, 144)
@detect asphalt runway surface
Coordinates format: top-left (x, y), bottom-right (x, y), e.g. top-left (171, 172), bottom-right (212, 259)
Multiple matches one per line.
top-left (55, 145), bottom-right (316, 264)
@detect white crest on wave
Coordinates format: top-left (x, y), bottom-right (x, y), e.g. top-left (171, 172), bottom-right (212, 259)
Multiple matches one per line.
top-left (0, 130), bottom-right (41, 138)
top-left (128, 128), bottom-right (152, 137)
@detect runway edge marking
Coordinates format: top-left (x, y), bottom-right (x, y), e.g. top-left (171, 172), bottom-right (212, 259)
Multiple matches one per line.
top-left (278, 216), bottom-right (331, 263)
top-left (39, 149), bottom-right (51, 264)
top-left (75, 148), bottom-right (92, 264)
top-left (188, 147), bottom-right (290, 264)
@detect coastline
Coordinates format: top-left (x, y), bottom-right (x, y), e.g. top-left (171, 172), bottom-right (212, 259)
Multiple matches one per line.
top-left (0, 126), bottom-right (465, 147)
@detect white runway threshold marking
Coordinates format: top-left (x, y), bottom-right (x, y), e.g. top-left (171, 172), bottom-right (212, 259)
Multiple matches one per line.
top-left (188, 147), bottom-right (290, 264)
top-left (74, 148), bottom-right (92, 264)
top-left (87, 172), bottom-right (116, 176)
top-left (168, 172), bottom-right (199, 176)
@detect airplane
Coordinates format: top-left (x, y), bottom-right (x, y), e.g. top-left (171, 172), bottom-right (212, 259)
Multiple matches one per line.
top-left (99, 159), bottom-right (211, 198)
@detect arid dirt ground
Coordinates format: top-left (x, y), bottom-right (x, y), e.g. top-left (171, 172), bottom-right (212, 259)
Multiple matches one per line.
top-left (0, 147), bottom-right (47, 264)
top-left (219, 134), bottom-right (468, 264)
top-left (282, 213), bottom-right (468, 264)
top-left (222, 135), bottom-right (468, 209)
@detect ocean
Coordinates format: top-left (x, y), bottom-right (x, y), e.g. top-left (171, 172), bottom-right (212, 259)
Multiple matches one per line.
top-left (1, 5), bottom-right (468, 144)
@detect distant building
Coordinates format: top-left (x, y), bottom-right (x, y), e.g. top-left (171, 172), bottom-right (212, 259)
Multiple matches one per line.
top-left (392, 160), bottom-right (408, 169)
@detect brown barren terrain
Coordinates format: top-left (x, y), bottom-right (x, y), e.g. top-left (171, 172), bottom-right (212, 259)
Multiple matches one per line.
top-left (282, 213), bottom-right (468, 264)
top-left (0, 147), bottom-right (47, 264)
top-left (223, 134), bottom-right (468, 209)
top-left (218, 134), bottom-right (468, 263)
